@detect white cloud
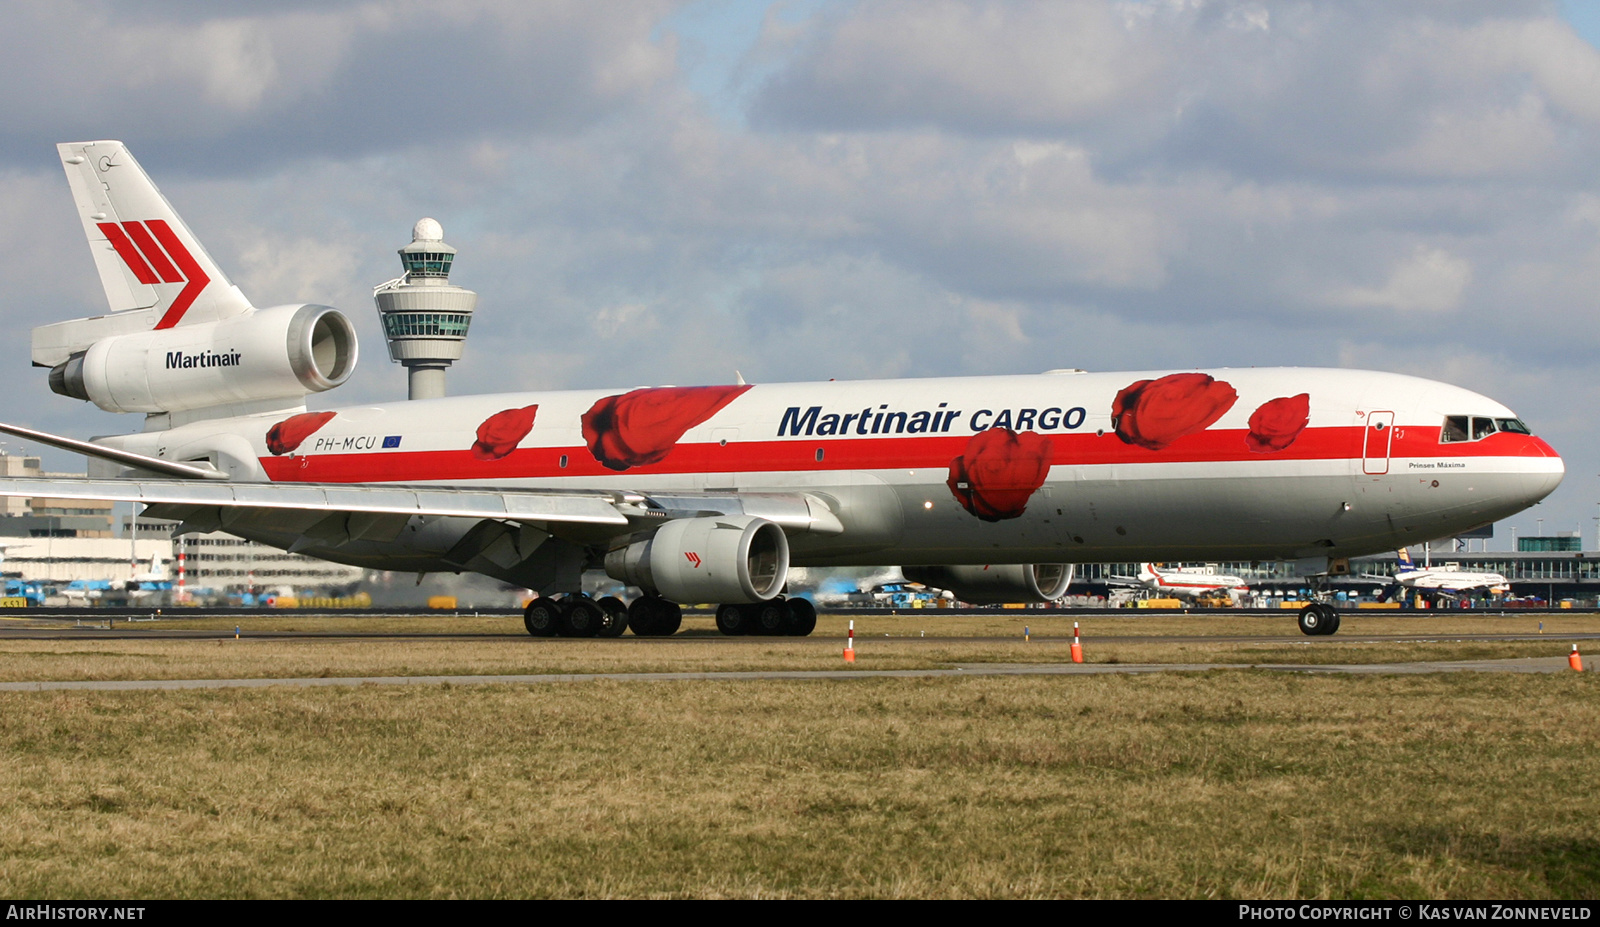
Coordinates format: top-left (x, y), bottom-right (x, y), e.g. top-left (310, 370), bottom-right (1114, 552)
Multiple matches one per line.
top-left (1331, 246), bottom-right (1474, 314)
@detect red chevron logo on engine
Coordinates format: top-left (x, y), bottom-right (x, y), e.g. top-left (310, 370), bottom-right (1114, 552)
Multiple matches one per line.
top-left (685, 552), bottom-right (702, 568)
top-left (97, 219), bottom-right (210, 329)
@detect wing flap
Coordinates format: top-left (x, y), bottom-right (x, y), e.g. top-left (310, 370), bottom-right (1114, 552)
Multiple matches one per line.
top-left (0, 477), bottom-right (630, 526)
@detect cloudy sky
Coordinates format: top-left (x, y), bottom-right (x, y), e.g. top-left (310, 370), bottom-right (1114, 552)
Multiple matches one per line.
top-left (2, 0), bottom-right (1598, 551)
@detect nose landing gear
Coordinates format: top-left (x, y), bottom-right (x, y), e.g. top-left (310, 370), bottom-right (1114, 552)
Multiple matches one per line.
top-left (1297, 601), bottom-right (1341, 636)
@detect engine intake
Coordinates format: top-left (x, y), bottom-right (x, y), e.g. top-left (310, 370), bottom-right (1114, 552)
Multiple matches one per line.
top-left (606, 515), bottom-right (790, 604)
top-left (49, 303), bottom-right (357, 414)
top-left (901, 563), bottom-right (1073, 605)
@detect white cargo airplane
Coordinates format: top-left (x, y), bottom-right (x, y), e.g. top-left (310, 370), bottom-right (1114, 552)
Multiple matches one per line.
top-left (0, 141), bottom-right (1566, 638)
top-left (1129, 563), bottom-right (1250, 604)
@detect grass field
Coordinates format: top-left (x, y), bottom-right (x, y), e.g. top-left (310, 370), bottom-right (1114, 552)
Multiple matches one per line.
top-left (0, 612), bottom-right (1591, 682)
top-left (0, 613), bottom-right (1596, 898)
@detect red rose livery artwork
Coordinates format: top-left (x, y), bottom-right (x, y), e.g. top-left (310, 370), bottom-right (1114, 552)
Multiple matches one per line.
top-left (582, 385), bottom-right (753, 471)
top-left (1111, 373), bottom-right (1238, 451)
top-left (265, 411), bottom-right (337, 456)
top-left (1246, 394), bottom-right (1310, 453)
top-left (472, 405), bottom-right (539, 461)
top-left (946, 428), bottom-right (1053, 522)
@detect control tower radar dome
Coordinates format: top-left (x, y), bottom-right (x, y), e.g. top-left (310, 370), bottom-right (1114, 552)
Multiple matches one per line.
top-left (373, 219), bottom-right (478, 400)
top-left (413, 217), bottom-right (444, 242)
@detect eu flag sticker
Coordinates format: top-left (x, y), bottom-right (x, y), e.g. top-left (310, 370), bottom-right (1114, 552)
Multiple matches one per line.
top-left (382, 435), bottom-right (402, 449)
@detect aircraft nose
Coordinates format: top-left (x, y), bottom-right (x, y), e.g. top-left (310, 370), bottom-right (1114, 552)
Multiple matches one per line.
top-left (1512, 436), bottom-right (1564, 506)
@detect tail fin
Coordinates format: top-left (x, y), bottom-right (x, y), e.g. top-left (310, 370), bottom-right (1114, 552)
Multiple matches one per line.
top-left (1396, 548), bottom-right (1414, 570)
top-left (32, 141), bottom-right (252, 367)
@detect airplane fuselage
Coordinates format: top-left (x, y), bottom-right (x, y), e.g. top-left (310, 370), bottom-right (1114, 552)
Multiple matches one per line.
top-left (100, 365), bottom-right (1563, 571)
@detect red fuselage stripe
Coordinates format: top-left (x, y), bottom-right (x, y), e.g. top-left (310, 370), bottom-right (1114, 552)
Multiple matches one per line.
top-left (257, 425), bottom-right (1557, 484)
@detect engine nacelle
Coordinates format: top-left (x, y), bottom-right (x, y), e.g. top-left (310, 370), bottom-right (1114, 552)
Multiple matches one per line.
top-left (50, 303), bottom-right (357, 414)
top-left (605, 515), bottom-right (790, 604)
top-left (901, 564), bottom-right (1074, 605)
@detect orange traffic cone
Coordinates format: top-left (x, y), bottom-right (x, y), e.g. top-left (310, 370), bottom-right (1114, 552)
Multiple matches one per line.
top-left (1070, 621), bottom-right (1084, 664)
top-left (1570, 644), bottom-right (1584, 672)
top-left (844, 619), bottom-right (856, 664)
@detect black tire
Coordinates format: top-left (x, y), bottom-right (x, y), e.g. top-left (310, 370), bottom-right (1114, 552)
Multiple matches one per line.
top-left (752, 600), bottom-right (788, 636)
top-left (1299, 603), bottom-right (1340, 636)
top-left (656, 600), bottom-right (683, 636)
top-left (1297, 603), bottom-right (1324, 636)
top-left (785, 597), bottom-right (817, 637)
top-left (596, 596), bottom-right (629, 638)
top-left (523, 599), bottom-right (562, 637)
top-left (560, 597), bottom-right (602, 638)
top-left (628, 596), bottom-right (662, 636)
top-left (715, 603), bottom-right (750, 636)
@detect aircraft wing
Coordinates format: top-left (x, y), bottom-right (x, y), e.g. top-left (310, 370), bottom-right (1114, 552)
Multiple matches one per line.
top-left (0, 477), bottom-right (845, 549)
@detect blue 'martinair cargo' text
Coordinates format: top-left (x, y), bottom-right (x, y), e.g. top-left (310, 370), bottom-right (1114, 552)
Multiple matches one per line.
top-left (778, 404), bottom-right (1087, 437)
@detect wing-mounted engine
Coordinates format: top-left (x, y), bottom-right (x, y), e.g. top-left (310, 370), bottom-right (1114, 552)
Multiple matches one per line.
top-left (47, 303), bottom-right (357, 415)
top-left (901, 563), bottom-right (1073, 605)
top-left (605, 515), bottom-right (790, 604)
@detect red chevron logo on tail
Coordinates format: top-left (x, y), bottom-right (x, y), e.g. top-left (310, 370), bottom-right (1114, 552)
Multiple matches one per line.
top-left (96, 219), bottom-right (210, 329)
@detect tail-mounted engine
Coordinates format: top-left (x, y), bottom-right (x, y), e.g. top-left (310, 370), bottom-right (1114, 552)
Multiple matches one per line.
top-left (605, 515), bottom-right (790, 604)
top-left (48, 303), bottom-right (358, 414)
top-left (901, 563), bottom-right (1074, 605)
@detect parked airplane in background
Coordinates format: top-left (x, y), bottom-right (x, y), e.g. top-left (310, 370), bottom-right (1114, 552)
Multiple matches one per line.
top-left (0, 141), bottom-right (1566, 637)
top-left (1116, 563), bottom-right (1250, 605)
top-left (1377, 549), bottom-right (1510, 602)
top-left (59, 579), bottom-right (109, 603)
top-left (127, 553), bottom-right (167, 585)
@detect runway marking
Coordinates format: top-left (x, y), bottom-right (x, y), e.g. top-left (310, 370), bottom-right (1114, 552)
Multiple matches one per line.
top-left (0, 656), bottom-right (1588, 692)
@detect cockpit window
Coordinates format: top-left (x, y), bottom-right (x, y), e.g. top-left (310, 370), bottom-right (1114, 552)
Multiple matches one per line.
top-left (1440, 415), bottom-right (1533, 443)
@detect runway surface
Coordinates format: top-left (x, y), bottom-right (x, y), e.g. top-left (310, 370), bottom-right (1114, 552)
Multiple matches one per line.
top-left (0, 655), bottom-right (1590, 692)
top-left (1, 617), bottom-right (1598, 647)
top-left (2, 612), bottom-right (1594, 691)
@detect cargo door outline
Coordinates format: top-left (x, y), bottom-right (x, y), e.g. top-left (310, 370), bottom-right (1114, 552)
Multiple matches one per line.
top-left (1362, 411), bottom-right (1394, 475)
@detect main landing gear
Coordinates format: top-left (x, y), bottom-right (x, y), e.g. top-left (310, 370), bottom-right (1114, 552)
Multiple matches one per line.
top-left (522, 594), bottom-right (816, 638)
top-left (1297, 601), bottom-right (1341, 636)
top-left (523, 594), bottom-right (631, 638)
top-left (713, 596), bottom-right (816, 637)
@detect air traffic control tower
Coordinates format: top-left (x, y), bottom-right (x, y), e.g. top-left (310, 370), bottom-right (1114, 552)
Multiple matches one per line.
top-left (373, 218), bottom-right (477, 400)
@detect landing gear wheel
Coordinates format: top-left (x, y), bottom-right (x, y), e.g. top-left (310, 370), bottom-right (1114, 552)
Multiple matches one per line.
top-left (627, 596), bottom-right (683, 636)
top-left (784, 597), bottom-right (817, 637)
top-left (656, 600), bottom-right (683, 636)
top-left (715, 603), bottom-right (750, 636)
top-left (523, 598), bottom-right (563, 638)
top-left (751, 600), bottom-right (788, 636)
top-left (1298, 603), bottom-right (1339, 636)
top-left (559, 596), bottom-right (602, 638)
top-left (596, 596), bottom-right (629, 638)
top-left (628, 596), bottom-right (661, 636)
